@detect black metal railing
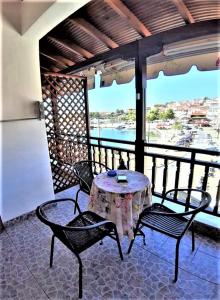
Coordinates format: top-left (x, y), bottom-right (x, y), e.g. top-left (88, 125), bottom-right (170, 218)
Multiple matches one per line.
top-left (89, 136), bottom-right (220, 217)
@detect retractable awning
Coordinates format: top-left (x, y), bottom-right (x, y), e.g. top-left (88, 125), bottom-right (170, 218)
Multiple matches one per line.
top-left (80, 34), bottom-right (220, 89)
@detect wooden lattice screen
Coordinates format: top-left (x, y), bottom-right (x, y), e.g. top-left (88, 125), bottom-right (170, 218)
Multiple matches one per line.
top-left (42, 73), bottom-right (90, 193)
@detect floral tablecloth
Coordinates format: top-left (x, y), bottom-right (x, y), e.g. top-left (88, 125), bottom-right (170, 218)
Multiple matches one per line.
top-left (88, 170), bottom-right (152, 239)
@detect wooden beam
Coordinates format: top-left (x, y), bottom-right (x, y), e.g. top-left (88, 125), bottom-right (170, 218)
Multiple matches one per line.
top-left (42, 52), bottom-right (75, 67)
top-left (61, 20), bottom-right (218, 74)
top-left (70, 18), bottom-right (119, 49)
top-left (40, 52), bottom-right (67, 68)
top-left (104, 0), bottom-right (151, 37)
top-left (48, 36), bottom-right (94, 59)
top-left (51, 66), bottom-right (61, 73)
top-left (40, 66), bottom-right (50, 71)
top-left (171, 0), bottom-right (195, 24)
top-left (40, 62), bottom-right (61, 73)
top-left (52, 55), bottom-right (75, 67)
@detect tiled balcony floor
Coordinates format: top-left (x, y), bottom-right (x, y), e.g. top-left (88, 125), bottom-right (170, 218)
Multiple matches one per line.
top-left (1, 187), bottom-right (219, 300)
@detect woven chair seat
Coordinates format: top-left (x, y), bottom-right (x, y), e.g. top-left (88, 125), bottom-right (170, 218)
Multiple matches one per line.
top-left (65, 211), bottom-right (113, 253)
top-left (140, 203), bottom-right (188, 238)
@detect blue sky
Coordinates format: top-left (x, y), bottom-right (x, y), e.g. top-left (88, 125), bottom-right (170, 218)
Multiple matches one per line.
top-left (88, 67), bottom-right (219, 112)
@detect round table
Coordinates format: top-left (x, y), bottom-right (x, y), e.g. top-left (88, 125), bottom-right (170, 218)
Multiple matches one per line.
top-left (88, 170), bottom-right (151, 239)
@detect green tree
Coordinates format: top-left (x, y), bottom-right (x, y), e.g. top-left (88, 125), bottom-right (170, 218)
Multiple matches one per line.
top-left (123, 111), bottom-right (136, 121)
top-left (172, 122), bottom-right (183, 130)
top-left (116, 109), bottom-right (125, 115)
top-left (90, 112), bottom-right (101, 119)
top-left (159, 109), bottom-right (175, 120)
top-left (128, 111), bottom-right (136, 121)
top-left (165, 108), bottom-right (175, 120)
top-left (159, 111), bottom-right (167, 120)
top-left (147, 108), bottom-right (160, 122)
top-left (90, 112), bottom-right (96, 118)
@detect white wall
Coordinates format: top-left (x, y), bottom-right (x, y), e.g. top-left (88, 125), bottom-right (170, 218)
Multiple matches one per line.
top-left (1, 20), bottom-right (43, 120)
top-left (1, 121), bottom-right (54, 221)
top-left (0, 0), bottom-right (90, 221)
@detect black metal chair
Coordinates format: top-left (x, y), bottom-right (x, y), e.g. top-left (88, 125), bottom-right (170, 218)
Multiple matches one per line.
top-left (127, 188), bottom-right (211, 282)
top-left (117, 158), bottom-right (127, 170)
top-left (73, 160), bottom-right (110, 213)
top-left (36, 198), bottom-right (123, 299)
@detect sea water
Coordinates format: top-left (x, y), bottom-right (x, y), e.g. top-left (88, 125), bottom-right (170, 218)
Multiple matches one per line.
top-left (90, 128), bottom-right (135, 141)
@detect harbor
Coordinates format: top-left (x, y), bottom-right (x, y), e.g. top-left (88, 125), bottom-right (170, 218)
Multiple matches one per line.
top-left (90, 123), bottom-right (220, 151)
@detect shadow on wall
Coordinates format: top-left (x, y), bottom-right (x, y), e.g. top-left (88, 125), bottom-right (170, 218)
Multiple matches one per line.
top-left (1, 1), bottom-right (54, 35)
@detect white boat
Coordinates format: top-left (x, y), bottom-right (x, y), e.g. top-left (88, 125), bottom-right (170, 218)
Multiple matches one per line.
top-left (125, 122), bottom-right (136, 129)
top-left (125, 124), bottom-right (136, 129)
top-left (115, 124), bottom-right (126, 129)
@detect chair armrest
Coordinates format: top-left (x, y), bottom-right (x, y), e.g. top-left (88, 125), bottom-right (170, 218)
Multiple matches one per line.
top-left (140, 203), bottom-right (204, 218)
top-left (101, 164), bottom-right (111, 171)
top-left (36, 198), bottom-right (82, 225)
top-left (38, 198), bottom-right (77, 208)
top-left (164, 188), bottom-right (210, 199)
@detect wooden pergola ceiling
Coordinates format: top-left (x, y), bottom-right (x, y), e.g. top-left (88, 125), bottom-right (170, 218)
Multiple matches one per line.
top-left (39, 0), bottom-right (220, 73)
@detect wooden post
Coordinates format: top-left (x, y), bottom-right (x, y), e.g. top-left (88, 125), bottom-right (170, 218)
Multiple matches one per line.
top-left (135, 40), bottom-right (146, 173)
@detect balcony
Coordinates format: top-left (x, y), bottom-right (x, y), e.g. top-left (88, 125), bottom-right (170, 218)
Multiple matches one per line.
top-left (1, 2), bottom-right (219, 299)
top-left (1, 185), bottom-right (219, 299)
top-left (2, 135), bottom-right (219, 298)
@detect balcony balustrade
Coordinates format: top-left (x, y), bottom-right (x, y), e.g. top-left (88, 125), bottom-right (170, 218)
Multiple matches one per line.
top-left (89, 136), bottom-right (220, 218)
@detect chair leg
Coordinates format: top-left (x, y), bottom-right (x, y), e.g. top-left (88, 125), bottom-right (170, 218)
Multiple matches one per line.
top-left (137, 227), bottom-right (146, 246)
top-left (174, 240), bottom-right (180, 282)
top-left (75, 254), bottom-right (83, 299)
top-left (191, 222), bottom-right (195, 252)
top-left (114, 227), bottom-right (123, 261)
top-left (50, 235), bottom-right (55, 267)
top-left (127, 220), bottom-right (141, 254)
top-left (79, 261), bottom-right (83, 299)
top-left (74, 190), bottom-right (80, 214)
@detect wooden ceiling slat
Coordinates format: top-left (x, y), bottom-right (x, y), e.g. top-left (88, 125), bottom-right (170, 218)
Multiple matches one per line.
top-left (48, 36), bottom-right (94, 59)
top-left (70, 18), bottom-right (119, 49)
top-left (104, 0), bottom-right (152, 37)
top-left (171, 0), bottom-right (195, 24)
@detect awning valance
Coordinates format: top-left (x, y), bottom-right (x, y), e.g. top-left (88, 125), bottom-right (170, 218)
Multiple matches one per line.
top-left (75, 34), bottom-right (220, 90)
top-left (100, 50), bottom-right (219, 88)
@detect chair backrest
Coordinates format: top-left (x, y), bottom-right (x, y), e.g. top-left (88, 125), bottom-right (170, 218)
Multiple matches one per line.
top-left (163, 188), bottom-right (211, 217)
top-left (73, 160), bottom-right (110, 193)
top-left (36, 199), bottom-right (77, 250)
top-left (117, 158), bottom-right (127, 170)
